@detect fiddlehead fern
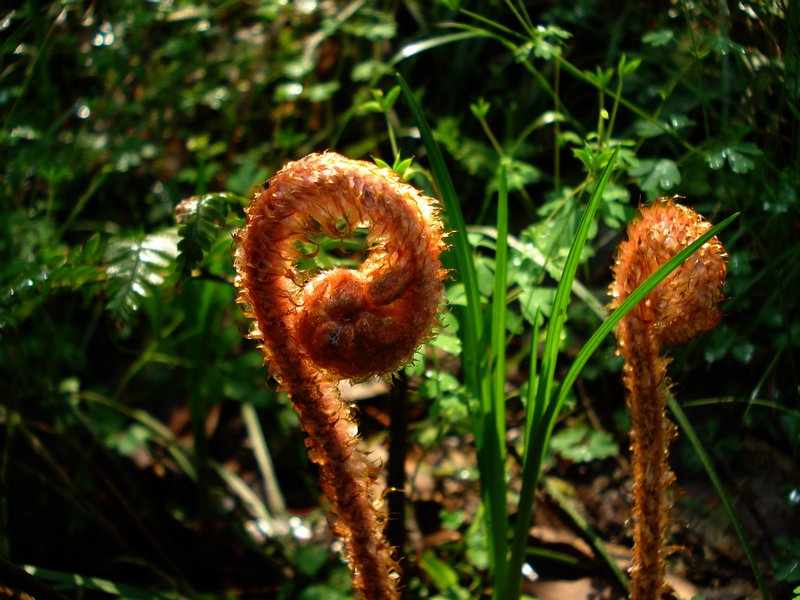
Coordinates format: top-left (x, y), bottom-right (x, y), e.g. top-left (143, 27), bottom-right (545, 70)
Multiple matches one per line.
top-left (234, 152), bottom-right (446, 599)
top-left (610, 196), bottom-right (728, 600)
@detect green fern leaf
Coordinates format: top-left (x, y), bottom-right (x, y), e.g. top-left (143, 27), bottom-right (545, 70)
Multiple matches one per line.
top-left (174, 193), bottom-right (234, 278)
top-left (105, 231), bottom-right (178, 323)
top-left (1, 234), bottom-right (108, 326)
top-left (50, 233), bottom-right (107, 291)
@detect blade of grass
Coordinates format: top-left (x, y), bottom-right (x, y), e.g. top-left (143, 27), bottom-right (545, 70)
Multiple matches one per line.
top-left (508, 148), bottom-right (618, 598)
top-left (491, 166), bottom-right (509, 454)
top-left (389, 31), bottom-right (488, 67)
top-left (397, 72), bottom-right (508, 597)
top-left (241, 402), bottom-right (287, 517)
top-left (487, 165), bottom-right (510, 594)
top-left (668, 397), bottom-right (770, 600)
top-left (684, 396), bottom-right (800, 418)
top-left (524, 308), bottom-right (541, 440)
top-left (0, 556), bottom-right (68, 600)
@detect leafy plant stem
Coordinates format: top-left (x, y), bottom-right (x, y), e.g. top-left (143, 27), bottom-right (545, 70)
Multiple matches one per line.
top-left (597, 83), bottom-right (606, 149)
top-left (1, 4), bottom-right (61, 133)
top-left (503, 0), bottom-right (535, 38)
top-left (605, 61), bottom-right (625, 147)
top-left (478, 114), bottom-right (506, 159)
top-left (55, 171), bottom-right (110, 240)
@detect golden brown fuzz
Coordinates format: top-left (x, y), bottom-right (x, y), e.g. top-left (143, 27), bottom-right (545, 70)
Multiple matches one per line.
top-left (610, 197), bottom-right (727, 600)
top-left (234, 152), bottom-right (446, 599)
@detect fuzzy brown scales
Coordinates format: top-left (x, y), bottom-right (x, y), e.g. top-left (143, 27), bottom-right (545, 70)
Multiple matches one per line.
top-left (234, 152), bottom-right (446, 599)
top-left (610, 197), bottom-right (727, 600)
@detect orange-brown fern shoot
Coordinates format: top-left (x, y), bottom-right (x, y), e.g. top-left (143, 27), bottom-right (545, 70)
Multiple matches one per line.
top-left (234, 152), bottom-right (446, 599)
top-left (610, 197), bottom-right (727, 600)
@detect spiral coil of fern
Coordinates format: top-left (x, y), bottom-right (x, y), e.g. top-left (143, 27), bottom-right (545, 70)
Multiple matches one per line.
top-left (234, 152), bottom-right (446, 599)
top-left (610, 197), bottom-right (727, 600)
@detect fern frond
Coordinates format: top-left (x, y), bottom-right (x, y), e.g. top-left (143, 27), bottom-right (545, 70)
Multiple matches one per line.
top-left (50, 233), bottom-right (107, 291)
top-left (105, 231), bottom-right (179, 323)
top-left (174, 193), bottom-right (235, 278)
top-left (1, 234), bottom-right (108, 326)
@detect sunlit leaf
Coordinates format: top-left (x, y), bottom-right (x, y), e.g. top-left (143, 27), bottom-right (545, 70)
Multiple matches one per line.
top-left (174, 193), bottom-right (234, 277)
top-left (642, 29), bottom-right (674, 46)
top-left (629, 158), bottom-right (681, 198)
top-left (704, 143), bottom-right (763, 175)
top-left (105, 231), bottom-right (179, 323)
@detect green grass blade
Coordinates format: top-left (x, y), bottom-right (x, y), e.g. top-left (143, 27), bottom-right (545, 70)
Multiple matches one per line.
top-left (668, 397), bottom-right (771, 600)
top-left (508, 149), bottom-right (618, 598)
top-left (524, 307), bottom-right (542, 440)
top-left (486, 165), bottom-right (510, 595)
top-left (23, 564), bottom-right (188, 599)
top-left (491, 166), bottom-right (509, 453)
top-left (390, 31), bottom-right (489, 67)
top-left (241, 402), bottom-right (287, 516)
top-left (397, 73), bottom-right (507, 595)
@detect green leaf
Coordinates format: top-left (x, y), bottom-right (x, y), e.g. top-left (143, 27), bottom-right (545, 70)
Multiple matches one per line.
top-left (629, 158), bottom-right (681, 198)
top-left (392, 155), bottom-right (414, 179)
top-left (549, 424), bottom-right (618, 463)
top-left (705, 143), bottom-right (763, 174)
top-left (105, 231), bottom-right (179, 323)
top-left (421, 549), bottom-right (459, 591)
top-left (470, 97), bottom-right (491, 120)
top-left (726, 149), bottom-right (756, 174)
top-left (293, 544), bottom-right (330, 577)
top-left (175, 193), bottom-right (234, 278)
top-left (618, 55), bottom-right (641, 78)
top-left (519, 287), bottom-right (557, 322)
top-left (642, 29), bottom-right (674, 47)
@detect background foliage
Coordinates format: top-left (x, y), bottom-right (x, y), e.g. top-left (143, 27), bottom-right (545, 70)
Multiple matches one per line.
top-left (1, 0), bottom-right (798, 598)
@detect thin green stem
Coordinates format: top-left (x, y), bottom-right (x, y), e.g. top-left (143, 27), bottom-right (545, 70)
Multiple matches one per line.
top-left (241, 403), bottom-right (287, 516)
top-left (668, 397), bottom-right (770, 600)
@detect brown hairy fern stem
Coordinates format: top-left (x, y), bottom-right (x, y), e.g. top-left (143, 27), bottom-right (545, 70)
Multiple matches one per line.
top-left (234, 152), bottom-right (446, 599)
top-left (610, 197), bottom-right (727, 600)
